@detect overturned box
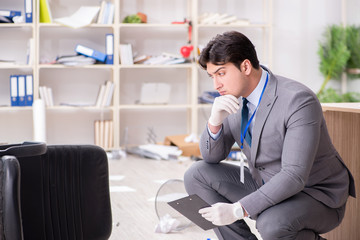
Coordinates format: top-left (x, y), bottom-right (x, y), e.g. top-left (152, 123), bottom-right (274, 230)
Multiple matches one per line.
top-left (164, 135), bottom-right (201, 157)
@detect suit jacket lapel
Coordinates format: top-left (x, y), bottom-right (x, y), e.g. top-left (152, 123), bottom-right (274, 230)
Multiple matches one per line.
top-left (251, 68), bottom-right (278, 163)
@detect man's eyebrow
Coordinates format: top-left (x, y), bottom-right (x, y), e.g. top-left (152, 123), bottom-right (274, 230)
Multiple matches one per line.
top-left (208, 67), bottom-right (225, 76)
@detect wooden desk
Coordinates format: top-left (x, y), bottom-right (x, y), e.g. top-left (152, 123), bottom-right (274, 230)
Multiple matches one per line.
top-left (322, 103), bottom-right (360, 240)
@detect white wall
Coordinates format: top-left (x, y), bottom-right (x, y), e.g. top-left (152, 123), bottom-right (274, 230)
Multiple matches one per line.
top-left (272, 0), bottom-right (360, 93)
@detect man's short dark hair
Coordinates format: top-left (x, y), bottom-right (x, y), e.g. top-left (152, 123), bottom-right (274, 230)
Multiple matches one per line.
top-left (198, 31), bottom-right (260, 70)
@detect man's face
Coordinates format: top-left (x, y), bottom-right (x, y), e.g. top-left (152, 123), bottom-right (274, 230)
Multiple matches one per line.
top-left (206, 62), bottom-right (248, 98)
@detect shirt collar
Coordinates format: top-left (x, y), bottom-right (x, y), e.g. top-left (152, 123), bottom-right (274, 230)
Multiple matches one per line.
top-left (244, 67), bottom-right (268, 108)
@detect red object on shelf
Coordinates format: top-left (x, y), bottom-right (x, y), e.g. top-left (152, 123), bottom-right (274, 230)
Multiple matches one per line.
top-left (180, 45), bottom-right (194, 58)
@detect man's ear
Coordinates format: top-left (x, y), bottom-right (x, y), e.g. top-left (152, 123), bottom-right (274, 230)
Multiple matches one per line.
top-left (242, 59), bottom-right (252, 75)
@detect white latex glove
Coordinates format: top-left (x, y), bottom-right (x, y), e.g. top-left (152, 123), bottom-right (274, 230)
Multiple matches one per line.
top-left (208, 95), bottom-right (240, 126)
top-left (199, 202), bottom-right (241, 226)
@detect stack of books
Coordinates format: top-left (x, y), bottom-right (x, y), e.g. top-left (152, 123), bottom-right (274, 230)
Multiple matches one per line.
top-left (97, 1), bottom-right (114, 24)
top-left (94, 120), bottom-right (113, 149)
top-left (95, 81), bottom-right (114, 107)
top-left (38, 86), bottom-right (54, 106)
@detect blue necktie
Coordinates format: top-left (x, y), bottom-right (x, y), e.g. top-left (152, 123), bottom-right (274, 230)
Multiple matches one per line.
top-left (241, 98), bottom-right (252, 147)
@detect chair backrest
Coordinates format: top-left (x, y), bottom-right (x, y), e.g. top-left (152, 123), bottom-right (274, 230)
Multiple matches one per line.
top-left (0, 156), bottom-right (23, 240)
top-left (0, 143), bottom-right (112, 240)
top-left (0, 142), bottom-right (46, 240)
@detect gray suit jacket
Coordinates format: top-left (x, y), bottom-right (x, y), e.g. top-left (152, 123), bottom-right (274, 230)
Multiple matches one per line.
top-left (200, 67), bottom-right (356, 217)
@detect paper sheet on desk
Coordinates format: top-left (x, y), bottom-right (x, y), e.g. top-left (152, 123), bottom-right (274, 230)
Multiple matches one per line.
top-left (54, 6), bottom-right (100, 28)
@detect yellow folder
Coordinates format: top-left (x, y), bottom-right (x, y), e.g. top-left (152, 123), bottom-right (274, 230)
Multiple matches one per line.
top-left (39, 0), bottom-right (52, 23)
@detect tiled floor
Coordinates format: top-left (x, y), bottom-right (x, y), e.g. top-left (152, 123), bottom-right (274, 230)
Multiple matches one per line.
top-left (107, 154), bottom-right (262, 240)
top-left (107, 154), bottom-right (218, 240)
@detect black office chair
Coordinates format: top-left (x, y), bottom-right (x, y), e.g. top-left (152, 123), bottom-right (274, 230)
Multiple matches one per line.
top-left (0, 142), bottom-right (112, 240)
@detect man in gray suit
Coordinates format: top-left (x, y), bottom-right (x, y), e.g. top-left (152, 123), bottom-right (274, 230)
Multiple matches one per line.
top-left (184, 31), bottom-right (355, 240)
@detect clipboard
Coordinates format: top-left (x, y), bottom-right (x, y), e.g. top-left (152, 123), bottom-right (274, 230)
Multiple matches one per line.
top-left (167, 194), bottom-right (216, 230)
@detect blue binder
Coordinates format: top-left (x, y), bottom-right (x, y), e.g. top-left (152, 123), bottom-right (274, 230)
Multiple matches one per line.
top-left (75, 44), bottom-right (106, 62)
top-left (105, 34), bottom-right (114, 64)
top-left (10, 75), bottom-right (18, 106)
top-left (0, 10), bottom-right (21, 18)
top-left (25, 74), bottom-right (33, 106)
top-left (24, 0), bottom-right (33, 23)
top-left (17, 75), bottom-right (26, 106)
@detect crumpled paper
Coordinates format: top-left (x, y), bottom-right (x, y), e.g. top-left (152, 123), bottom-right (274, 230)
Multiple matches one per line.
top-left (185, 133), bottom-right (199, 143)
top-left (154, 214), bottom-right (180, 233)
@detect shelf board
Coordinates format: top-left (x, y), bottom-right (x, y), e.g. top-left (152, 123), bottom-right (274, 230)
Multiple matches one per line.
top-left (120, 23), bottom-right (189, 28)
top-left (0, 106), bottom-right (32, 111)
top-left (0, 23), bottom-right (33, 28)
top-left (0, 64), bottom-right (33, 69)
top-left (197, 23), bottom-right (271, 28)
top-left (46, 105), bottom-right (114, 111)
top-left (38, 23), bottom-right (114, 28)
top-left (119, 104), bottom-right (190, 110)
top-left (120, 63), bottom-right (193, 69)
top-left (39, 64), bottom-right (114, 69)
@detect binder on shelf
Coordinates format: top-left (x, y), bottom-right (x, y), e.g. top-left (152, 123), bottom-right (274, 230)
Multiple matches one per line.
top-left (39, 0), bottom-right (52, 23)
top-left (24, 0), bottom-right (33, 23)
top-left (10, 75), bottom-right (18, 106)
top-left (0, 10), bottom-right (21, 18)
top-left (25, 74), bottom-right (33, 106)
top-left (17, 75), bottom-right (26, 106)
top-left (106, 2), bottom-right (114, 24)
top-left (105, 34), bottom-right (114, 64)
top-left (75, 44), bottom-right (106, 62)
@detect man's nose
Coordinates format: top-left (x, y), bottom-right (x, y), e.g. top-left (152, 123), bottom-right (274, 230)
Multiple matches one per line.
top-left (213, 77), bottom-right (222, 90)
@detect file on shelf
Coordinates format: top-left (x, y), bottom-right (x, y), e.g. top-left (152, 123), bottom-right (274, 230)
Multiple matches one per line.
top-left (17, 75), bottom-right (26, 106)
top-left (75, 44), bottom-right (106, 62)
top-left (10, 75), bottom-right (18, 106)
top-left (0, 9), bottom-right (21, 18)
top-left (39, 0), bottom-right (52, 23)
top-left (105, 34), bottom-right (114, 64)
top-left (9, 74), bottom-right (34, 107)
top-left (24, 0), bottom-right (33, 23)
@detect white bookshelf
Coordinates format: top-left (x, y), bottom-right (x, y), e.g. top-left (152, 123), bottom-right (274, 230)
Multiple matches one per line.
top-left (0, 0), bottom-right (272, 149)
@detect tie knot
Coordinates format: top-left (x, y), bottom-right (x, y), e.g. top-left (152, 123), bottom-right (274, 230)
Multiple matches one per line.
top-left (242, 98), bottom-right (249, 106)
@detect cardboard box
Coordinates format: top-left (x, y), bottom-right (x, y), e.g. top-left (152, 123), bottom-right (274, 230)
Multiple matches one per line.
top-left (164, 135), bottom-right (201, 157)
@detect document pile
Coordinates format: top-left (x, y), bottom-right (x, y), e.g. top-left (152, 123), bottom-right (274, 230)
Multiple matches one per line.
top-left (198, 12), bottom-right (249, 25)
top-left (0, 10), bottom-right (21, 23)
top-left (56, 55), bottom-right (96, 66)
top-left (142, 53), bottom-right (186, 65)
top-left (54, 6), bottom-right (100, 28)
